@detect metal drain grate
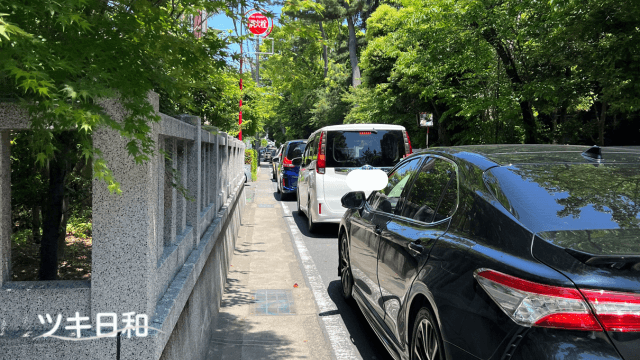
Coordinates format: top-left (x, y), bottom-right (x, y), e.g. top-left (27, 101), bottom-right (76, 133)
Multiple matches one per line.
top-left (257, 204), bottom-right (274, 208)
top-left (250, 289), bottom-right (295, 316)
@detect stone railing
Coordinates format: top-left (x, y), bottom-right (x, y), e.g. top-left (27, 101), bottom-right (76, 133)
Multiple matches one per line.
top-left (0, 93), bottom-right (246, 360)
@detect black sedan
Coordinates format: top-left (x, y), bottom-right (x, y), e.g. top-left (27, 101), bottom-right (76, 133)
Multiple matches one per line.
top-left (338, 145), bottom-right (640, 360)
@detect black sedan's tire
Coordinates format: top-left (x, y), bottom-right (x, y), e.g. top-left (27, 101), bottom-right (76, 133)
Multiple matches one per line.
top-left (411, 308), bottom-right (445, 360)
top-left (339, 233), bottom-right (353, 300)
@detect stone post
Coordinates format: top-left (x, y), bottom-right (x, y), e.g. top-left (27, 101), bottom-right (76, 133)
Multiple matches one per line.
top-left (220, 135), bottom-right (228, 203)
top-left (184, 116), bottom-right (202, 246)
top-left (178, 140), bottom-right (187, 234)
top-left (0, 131), bottom-right (11, 285)
top-left (91, 98), bottom-right (160, 327)
top-left (163, 138), bottom-right (177, 246)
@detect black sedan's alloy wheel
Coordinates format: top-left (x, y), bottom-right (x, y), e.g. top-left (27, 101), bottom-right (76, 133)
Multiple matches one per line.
top-left (340, 234), bottom-right (353, 300)
top-left (411, 309), bottom-right (444, 360)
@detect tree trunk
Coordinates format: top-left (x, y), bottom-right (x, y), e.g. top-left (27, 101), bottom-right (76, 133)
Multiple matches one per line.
top-left (57, 195), bottom-right (69, 260)
top-left (551, 109), bottom-right (558, 144)
top-left (479, 25), bottom-right (536, 143)
top-left (598, 102), bottom-right (607, 146)
top-left (32, 205), bottom-right (41, 244)
top-left (430, 99), bottom-right (450, 146)
top-left (319, 22), bottom-right (329, 79)
top-left (346, 16), bottom-right (361, 88)
top-left (519, 101), bottom-right (536, 144)
top-left (39, 132), bottom-right (72, 280)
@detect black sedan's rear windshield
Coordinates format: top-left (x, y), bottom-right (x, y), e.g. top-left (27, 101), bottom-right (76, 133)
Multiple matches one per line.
top-left (485, 164), bottom-right (640, 232)
top-left (326, 130), bottom-right (405, 168)
top-left (286, 142), bottom-right (306, 160)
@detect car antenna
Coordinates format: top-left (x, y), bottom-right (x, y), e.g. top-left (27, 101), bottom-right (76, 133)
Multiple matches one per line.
top-left (581, 145), bottom-right (603, 162)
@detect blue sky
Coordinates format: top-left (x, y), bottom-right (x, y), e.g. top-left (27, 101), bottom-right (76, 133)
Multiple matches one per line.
top-left (207, 6), bottom-right (282, 71)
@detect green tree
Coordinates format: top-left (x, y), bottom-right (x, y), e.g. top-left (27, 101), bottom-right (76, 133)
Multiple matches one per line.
top-left (1, 0), bottom-right (261, 279)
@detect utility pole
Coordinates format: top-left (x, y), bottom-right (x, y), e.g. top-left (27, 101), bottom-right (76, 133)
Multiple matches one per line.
top-left (255, 35), bottom-right (260, 86)
top-left (238, 5), bottom-right (244, 140)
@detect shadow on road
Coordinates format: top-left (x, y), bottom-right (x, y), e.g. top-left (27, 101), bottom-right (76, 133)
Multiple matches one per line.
top-left (289, 209), bottom-right (339, 239)
top-left (325, 280), bottom-right (394, 360)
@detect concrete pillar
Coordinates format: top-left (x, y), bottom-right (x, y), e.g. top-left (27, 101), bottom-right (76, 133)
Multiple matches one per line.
top-left (228, 145), bottom-right (233, 189)
top-left (220, 136), bottom-right (228, 202)
top-left (184, 116), bottom-right (201, 246)
top-left (91, 112), bottom-right (160, 324)
top-left (163, 138), bottom-right (177, 246)
top-left (0, 131), bottom-right (11, 285)
top-left (205, 143), bottom-right (210, 207)
top-left (210, 143), bottom-right (216, 207)
top-left (156, 137), bottom-right (166, 263)
top-left (217, 135), bottom-right (224, 211)
top-left (212, 138), bottom-right (220, 213)
top-left (210, 143), bottom-right (214, 205)
top-left (178, 140), bottom-right (187, 234)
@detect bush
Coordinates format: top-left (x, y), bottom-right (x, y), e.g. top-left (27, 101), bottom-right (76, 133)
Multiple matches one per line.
top-left (67, 220), bottom-right (92, 239)
top-left (245, 149), bottom-right (258, 181)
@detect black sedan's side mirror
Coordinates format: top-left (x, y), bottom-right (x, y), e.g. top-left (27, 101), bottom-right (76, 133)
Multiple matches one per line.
top-left (341, 191), bottom-right (366, 209)
top-left (291, 157), bottom-right (303, 166)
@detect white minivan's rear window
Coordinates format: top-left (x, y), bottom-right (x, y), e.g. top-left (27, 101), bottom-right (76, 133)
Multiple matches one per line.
top-left (326, 130), bottom-right (405, 168)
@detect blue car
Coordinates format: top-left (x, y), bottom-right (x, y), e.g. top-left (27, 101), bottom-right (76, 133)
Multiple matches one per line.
top-left (276, 139), bottom-right (307, 199)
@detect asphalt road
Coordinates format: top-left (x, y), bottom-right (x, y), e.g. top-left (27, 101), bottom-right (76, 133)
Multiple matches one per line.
top-left (265, 163), bottom-right (394, 360)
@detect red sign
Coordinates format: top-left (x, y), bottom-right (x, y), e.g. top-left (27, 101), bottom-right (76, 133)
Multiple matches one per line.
top-left (248, 13), bottom-right (269, 35)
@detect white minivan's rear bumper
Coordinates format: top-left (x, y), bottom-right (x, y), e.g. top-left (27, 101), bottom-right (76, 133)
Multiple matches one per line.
top-left (312, 198), bottom-right (346, 224)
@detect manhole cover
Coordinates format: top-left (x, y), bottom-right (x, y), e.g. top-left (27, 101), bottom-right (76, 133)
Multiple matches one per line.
top-left (257, 204), bottom-right (274, 208)
top-left (250, 289), bottom-right (295, 316)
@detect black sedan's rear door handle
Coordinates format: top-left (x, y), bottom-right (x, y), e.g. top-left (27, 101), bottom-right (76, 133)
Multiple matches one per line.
top-left (408, 240), bottom-right (424, 254)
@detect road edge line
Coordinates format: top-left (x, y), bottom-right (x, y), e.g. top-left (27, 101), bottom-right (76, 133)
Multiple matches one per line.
top-left (280, 202), bottom-right (358, 360)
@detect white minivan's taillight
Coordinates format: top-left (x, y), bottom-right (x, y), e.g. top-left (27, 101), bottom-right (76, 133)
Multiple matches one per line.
top-left (474, 269), bottom-right (602, 331)
top-left (402, 130), bottom-right (412, 156)
top-left (317, 131), bottom-right (326, 174)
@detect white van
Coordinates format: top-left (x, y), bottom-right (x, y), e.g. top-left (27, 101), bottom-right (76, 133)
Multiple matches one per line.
top-left (296, 124), bottom-right (412, 232)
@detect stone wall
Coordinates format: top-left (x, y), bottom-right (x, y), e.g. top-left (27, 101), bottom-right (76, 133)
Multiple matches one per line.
top-left (0, 94), bottom-right (246, 360)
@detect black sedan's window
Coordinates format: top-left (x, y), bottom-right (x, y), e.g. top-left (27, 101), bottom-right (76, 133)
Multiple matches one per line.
top-left (401, 158), bottom-right (457, 223)
top-left (370, 157), bottom-right (422, 214)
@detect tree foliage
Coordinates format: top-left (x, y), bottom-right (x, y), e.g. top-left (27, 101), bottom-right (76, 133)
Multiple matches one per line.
top-left (261, 0), bottom-right (640, 148)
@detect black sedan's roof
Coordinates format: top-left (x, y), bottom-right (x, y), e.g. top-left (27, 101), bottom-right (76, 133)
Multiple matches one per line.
top-left (428, 144), bottom-right (640, 169)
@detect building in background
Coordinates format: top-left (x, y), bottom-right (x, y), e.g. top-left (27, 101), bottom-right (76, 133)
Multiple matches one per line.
top-left (183, 10), bottom-right (208, 38)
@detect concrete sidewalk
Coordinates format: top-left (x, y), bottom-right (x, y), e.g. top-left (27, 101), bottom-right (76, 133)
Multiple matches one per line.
top-left (205, 164), bottom-right (334, 360)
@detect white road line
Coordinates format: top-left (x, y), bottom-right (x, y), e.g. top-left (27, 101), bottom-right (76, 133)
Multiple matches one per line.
top-left (281, 204), bottom-right (358, 360)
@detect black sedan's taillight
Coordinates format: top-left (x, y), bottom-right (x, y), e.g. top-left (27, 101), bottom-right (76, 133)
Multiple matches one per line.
top-left (475, 269), bottom-right (640, 332)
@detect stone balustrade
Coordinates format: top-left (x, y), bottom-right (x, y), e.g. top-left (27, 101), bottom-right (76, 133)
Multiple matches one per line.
top-left (0, 93), bottom-right (246, 360)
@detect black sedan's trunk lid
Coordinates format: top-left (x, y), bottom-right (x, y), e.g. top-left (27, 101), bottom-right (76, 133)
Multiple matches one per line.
top-left (533, 231), bottom-right (640, 360)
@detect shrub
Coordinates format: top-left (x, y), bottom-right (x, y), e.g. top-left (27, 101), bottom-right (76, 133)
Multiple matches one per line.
top-left (245, 149), bottom-right (258, 181)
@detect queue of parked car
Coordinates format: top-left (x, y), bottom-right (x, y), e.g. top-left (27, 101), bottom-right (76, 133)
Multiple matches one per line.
top-left (263, 125), bottom-right (640, 360)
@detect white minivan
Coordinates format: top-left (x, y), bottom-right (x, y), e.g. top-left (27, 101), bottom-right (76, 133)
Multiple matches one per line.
top-left (296, 124), bottom-right (412, 232)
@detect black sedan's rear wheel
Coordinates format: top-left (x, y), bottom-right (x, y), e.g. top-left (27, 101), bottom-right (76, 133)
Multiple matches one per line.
top-left (411, 308), bottom-right (444, 360)
top-left (340, 233), bottom-right (353, 300)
